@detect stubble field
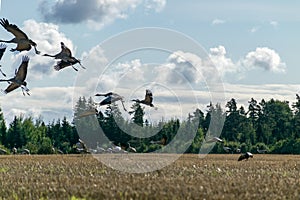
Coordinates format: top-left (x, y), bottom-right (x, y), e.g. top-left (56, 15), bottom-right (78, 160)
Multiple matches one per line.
top-left (0, 154), bottom-right (299, 199)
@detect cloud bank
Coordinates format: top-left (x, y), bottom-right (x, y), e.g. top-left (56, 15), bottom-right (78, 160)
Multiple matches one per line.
top-left (38, 0), bottom-right (167, 29)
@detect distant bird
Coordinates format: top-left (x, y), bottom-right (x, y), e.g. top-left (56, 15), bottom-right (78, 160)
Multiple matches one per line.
top-left (0, 43), bottom-right (7, 77)
top-left (223, 146), bottom-right (231, 153)
top-left (127, 142), bottom-right (137, 153)
top-left (0, 18), bottom-right (40, 54)
top-left (95, 92), bottom-right (127, 111)
top-left (257, 146), bottom-right (267, 154)
top-left (206, 136), bottom-right (224, 143)
top-left (0, 148), bottom-right (7, 155)
top-left (0, 55), bottom-right (30, 95)
top-left (96, 142), bottom-right (106, 153)
top-left (238, 152), bottom-right (253, 161)
top-left (76, 139), bottom-right (89, 153)
top-left (109, 141), bottom-right (127, 153)
top-left (12, 147), bottom-right (17, 154)
top-left (46, 42), bottom-right (85, 71)
top-left (132, 89), bottom-right (156, 108)
top-left (234, 148), bottom-right (241, 153)
top-left (21, 149), bottom-right (30, 155)
top-left (150, 135), bottom-right (167, 145)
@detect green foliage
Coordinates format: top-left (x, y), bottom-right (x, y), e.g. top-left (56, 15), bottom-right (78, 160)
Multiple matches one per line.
top-left (0, 95), bottom-right (300, 154)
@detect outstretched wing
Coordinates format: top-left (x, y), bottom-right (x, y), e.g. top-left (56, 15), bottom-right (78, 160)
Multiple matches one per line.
top-left (4, 82), bottom-right (20, 94)
top-left (144, 89), bottom-right (153, 104)
top-left (100, 96), bottom-right (112, 105)
top-left (95, 92), bottom-right (113, 97)
top-left (15, 56), bottom-right (29, 82)
top-left (0, 18), bottom-right (28, 39)
top-left (0, 43), bottom-right (7, 60)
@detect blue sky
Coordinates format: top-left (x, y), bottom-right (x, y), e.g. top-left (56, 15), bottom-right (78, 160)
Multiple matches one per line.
top-left (0, 0), bottom-right (299, 123)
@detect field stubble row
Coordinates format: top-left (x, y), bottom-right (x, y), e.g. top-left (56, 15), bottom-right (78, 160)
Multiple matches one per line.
top-left (0, 154), bottom-right (299, 199)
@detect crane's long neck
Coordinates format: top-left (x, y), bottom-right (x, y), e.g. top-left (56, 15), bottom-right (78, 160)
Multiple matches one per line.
top-left (43, 54), bottom-right (55, 57)
top-left (0, 78), bottom-right (13, 82)
top-left (0, 39), bottom-right (13, 43)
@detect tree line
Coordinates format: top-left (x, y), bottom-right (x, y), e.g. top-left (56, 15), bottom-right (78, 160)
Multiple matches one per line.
top-left (0, 94), bottom-right (300, 154)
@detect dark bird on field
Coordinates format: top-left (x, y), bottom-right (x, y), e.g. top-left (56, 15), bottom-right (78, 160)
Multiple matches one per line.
top-left (0, 43), bottom-right (7, 77)
top-left (257, 146), bottom-right (267, 154)
top-left (238, 152), bottom-right (253, 161)
top-left (0, 55), bottom-right (30, 95)
top-left (206, 136), bottom-right (224, 143)
top-left (150, 135), bottom-right (167, 146)
top-left (95, 92), bottom-right (127, 111)
top-left (131, 89), bottom-right (157, 108)
top-left (0, 18), bottom-right (40, 54)
top-left (46, 42), bottom-right (85, 71)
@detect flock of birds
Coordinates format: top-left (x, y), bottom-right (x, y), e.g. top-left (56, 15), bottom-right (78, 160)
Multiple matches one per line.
top-left (0, 18), bottom-right (268, 160)
top-left (79, 89), bottom-right (157, 118)
top-left (206, 136), bottom-right (268, 161)
top-left (75, 137), bottom-right (167, 154)
top-left (0, 18), bottom-right (85, 95)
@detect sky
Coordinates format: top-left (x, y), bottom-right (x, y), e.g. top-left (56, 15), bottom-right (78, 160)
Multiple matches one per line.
top-left (0, 0), bottom-right (300, 124)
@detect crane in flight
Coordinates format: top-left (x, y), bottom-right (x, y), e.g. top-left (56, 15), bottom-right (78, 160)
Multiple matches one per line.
top-left (0, 55), bottom-right (30, 95)
top-left (95, 92), bottom-right (127, 112)
top-left (44, 42), bottom-right (85, 71)
top-left (131, 89), bottom-right (157, 109)
top-left (0, 18), bottom-right (40, 54)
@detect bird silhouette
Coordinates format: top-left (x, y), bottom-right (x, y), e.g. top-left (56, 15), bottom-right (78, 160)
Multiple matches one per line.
top-left (43, 42), bottom-right (71, 60)
top-left (127, 142), bottom-right (137, 153)
top-left (95, 92), bottom-right (127, 111)
top-left (76, 139), bottom-right (89, 153)
top-left (206, 136), bottom-right (224, 143)
top-left (46, 42), bottom-right (85, 71)
top-left (54, 57), bottom-right (85, 71)
top-left (132, 89), bottom-right (157, 108)
top-left (0, 43), bottom-right (7, 77)
top-left (238, 152), bottom-right (253, 161)
top-left (0, 55), bottom-right (30, 95)
top-left (0, 18), bottom-right (40, 54)
top-left (223, 146), bottom-right (231, 153)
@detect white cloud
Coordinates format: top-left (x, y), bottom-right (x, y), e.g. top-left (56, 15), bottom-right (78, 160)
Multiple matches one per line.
top-left (242, 47), bottom-right (286, 73)
top-left (270, 20), bottom-right (279, 28)
top-left (208, 45), bottom-right (237, 75)
top-left (145, 0), bottom-right (167, 12)
top-left (0, 86), bottom-right (75, 123)
top-left (39, 0), bottom-right (167, 30)
top-left (250, 26), bottom-right (260, 33)
top-left (211, 19), bottom-right (225, 25)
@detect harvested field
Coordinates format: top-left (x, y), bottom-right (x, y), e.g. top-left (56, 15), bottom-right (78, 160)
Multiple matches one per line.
top-left (0, 154), bottom-right (299, 199)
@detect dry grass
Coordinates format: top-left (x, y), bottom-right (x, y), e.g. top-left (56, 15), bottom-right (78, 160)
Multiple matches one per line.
top-left (0, 154), bottom-right (299, 199)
